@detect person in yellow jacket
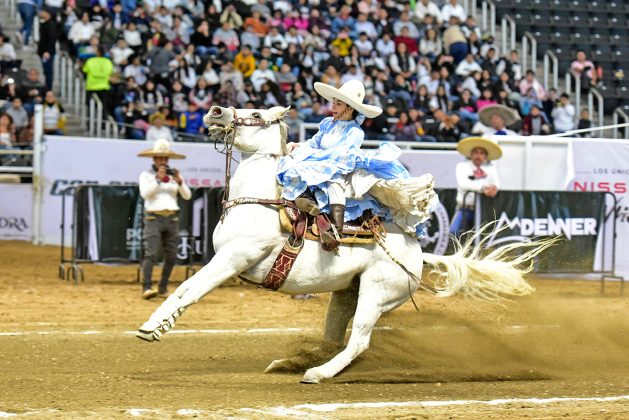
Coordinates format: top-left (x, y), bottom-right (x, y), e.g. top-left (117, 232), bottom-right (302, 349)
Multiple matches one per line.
top-left (233, 45), bottom-right (256, 78)
top-left (82, 46), bottom-right (114, 111)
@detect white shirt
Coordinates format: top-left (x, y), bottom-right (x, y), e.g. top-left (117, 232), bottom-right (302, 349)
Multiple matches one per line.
top-left (145, 126), bottom-right (174, 142)
top-left (441, 2), bottom-right (467, 23)
top-left (250, 68), bottom-right (276, 91)
top-left (551, 104), bottom-right (576, 132)
top-left (455, 160), bottom-right (500, 207)
top-left (68, 22), bottom-right (95, 44)
top-left (455, 59), bottom-right (482, 77)
top-left (415, 1), bottom-right (443, 24)
top-left (139, 168), bottom-right (191, 212)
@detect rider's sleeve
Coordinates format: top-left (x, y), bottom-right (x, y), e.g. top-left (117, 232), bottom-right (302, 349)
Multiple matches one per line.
top-left (455, 162), bottom-right (484, 193)
top-left (304, 118), bottom-right (329, 149)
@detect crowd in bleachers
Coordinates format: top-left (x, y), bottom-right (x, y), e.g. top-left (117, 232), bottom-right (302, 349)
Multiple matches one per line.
top-left (2, 0), bottom-right (602, 145)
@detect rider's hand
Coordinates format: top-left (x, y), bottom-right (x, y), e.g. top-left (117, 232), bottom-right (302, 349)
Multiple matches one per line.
top-left (287, 142), bottom-right (300, 153)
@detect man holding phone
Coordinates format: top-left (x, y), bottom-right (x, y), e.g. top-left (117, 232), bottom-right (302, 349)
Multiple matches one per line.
top-left (137, 139), bottom-right (191, 299)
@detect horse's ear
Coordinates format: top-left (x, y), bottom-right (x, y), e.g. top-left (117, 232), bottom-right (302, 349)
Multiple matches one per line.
top-left (275, 106), bottom-right (291, 120)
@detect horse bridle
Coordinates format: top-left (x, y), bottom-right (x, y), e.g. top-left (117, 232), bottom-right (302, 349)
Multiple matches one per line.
top-left (209, 106), bottom-right (286, 213)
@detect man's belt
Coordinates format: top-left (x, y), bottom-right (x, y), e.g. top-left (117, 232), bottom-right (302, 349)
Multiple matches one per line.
top-left (147, 210), bottom-right (178, 217)
top-left (456, 204), bottom-right (475, 211)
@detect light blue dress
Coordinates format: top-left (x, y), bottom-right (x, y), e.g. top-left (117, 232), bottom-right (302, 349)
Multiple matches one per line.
top-left (277, 115), bottom-right (429, 235)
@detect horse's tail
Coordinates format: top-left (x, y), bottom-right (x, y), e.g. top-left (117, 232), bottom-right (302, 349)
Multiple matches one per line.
top-left (422, 224), bottom-right (558, 302)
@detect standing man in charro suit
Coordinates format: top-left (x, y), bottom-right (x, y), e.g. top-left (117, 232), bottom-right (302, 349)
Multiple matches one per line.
top-left (138, 139), bottom-right (191, 299)
top-left (449, 136), bottom-right (502, 238)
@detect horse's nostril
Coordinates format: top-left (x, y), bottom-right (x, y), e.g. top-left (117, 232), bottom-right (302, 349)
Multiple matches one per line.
top-left (212, 107), bottom-right (222, 116)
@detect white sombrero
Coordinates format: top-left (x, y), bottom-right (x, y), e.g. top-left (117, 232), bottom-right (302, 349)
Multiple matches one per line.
top-left (478, 104), bottom-right (520, 127)
top-left (456, 136), bottom-right (502, 161)
top-left (137, 138), bottom-right (186, 159)
top-left (313, 80), bottom-right (382, 118)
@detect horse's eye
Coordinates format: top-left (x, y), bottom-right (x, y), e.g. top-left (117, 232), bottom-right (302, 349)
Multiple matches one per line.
top-left (253, 112), bottom-right (262, 118)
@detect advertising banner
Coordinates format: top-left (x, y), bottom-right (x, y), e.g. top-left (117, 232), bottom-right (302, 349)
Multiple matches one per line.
top-left (566, 140), bottom-right (629, 279)
top-left (480, 191), bottom-right (607, 273)
top-left (0, 184), bottom-right (32, 241)
top-left (69, 186), bottom-right (225, 265)
top-left (40, 136), bottom-right (227, 245)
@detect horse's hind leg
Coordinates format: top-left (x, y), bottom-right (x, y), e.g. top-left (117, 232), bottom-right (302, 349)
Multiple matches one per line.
top-left (264, 279), bottom-right (359, 373)
top-left (301, 263), bottom-right (410, 384)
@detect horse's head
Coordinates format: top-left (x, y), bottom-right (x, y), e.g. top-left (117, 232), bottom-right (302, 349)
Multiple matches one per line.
top-left (204, 106), bottom-right (290, 154)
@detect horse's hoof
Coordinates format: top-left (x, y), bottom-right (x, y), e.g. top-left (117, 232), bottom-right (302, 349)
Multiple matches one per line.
top-left (301, 368), bottom-right (323, 384)
top-left (135, 329), bottom-right (157, 342)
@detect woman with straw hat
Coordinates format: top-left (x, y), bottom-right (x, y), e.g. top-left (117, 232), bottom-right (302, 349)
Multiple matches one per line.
top-left (277, 79), bottom-right (416, 249)
top-left (450, 136), bottom-right (502, 237)
top-left (137, 139), bottom-right (191, 299)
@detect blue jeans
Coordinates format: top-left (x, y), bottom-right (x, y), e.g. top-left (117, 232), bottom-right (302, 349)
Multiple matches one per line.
top-left (449, 208), bottom-right (474, 237)
top-left (449, 42), bottom-right (469, 65)
top-left (41, 53), bottom-right (55, 90)
top-left (17, 3), bottom-right (38, 46)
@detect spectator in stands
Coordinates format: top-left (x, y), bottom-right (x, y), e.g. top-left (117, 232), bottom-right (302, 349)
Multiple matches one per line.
top-left (83, 46), bottom-right (114, 110)
top-left (234, 45), bottom-right (256, 78)
top-left (250, 59), bottom-right (276, 92)
top-left (0, 113), bottom-right (16, 148)
top-left (147, 41), bottom-right (176, 89)
top-left (478, 104), bottom-right (518, 135)
top-left (16, 0), bottom-right (39, 48)
top-left (389, 42), bottom-right (416, 80)
top-left (0, 36), bottom-right (17, 73)
top-left (389, 111), bottom-right (418, 141)
top-left (5, 98), bottom-right (28, 132)
top-left (519, 87), bottom-right (543, 117)
top-left (393, 11), bottom-right (420, 39)
top-left (19, 69), bottom-right (46, 114)
top-left (123, 21), bottom-right (143, 53)
top-left (393, 26), bottom-right (418, 56)
top-left (355, 13), bottom-right (378, 40)
top-left (521, 105), bottom-right (550, 136)
top-left (123, 55), bottom-right (149, 86)
top-left (42, 91), bottom-right (66, 135)
top-left (110, 38), bottom-right (134, 69)
top-left (570, 50), bottom-right (599, 90)
top-left (188, 78), bottom-right (212, 112)
top-left (442, 17), bottom-right (468, 64)
top-left (441, 0), bottom-right (467, 25)
top-left (455, 53), bottom-right (482, 78)
top-left (453, 88), bottom-right (478, 124)
top-left (37, 9), bottom-right (57, 91)
top-left (476, 87), bottom-right (497, 110)
top-left (124, 100), bottom-right (149, 140)
top-left (415, 0), bottom-right (443, 26)
top-left (519, 70), bottom-right (547, 101)
top-left (551, 93), bottom-right (576, 134)
top-left (137, 139), bottom-right (191, 299)
top-left (450, 137), bottom-right (501, 237)
top-left (243, 10), bottom-right (269, 36)
top-left (496, 50), bottom-right (522, 83)
top-left (213, 21), bottom-right (240, 53)
top-left (576, 109), bottom-right (593, 137)
top-left (218, 61), bottom-right (243, 91)
top-left (68, 12), bottom-right (96, 51)
top-left (145, 111), bottom-right (173, 142)
top-left (331, 27), bottom-right (353, 57)
top-left (179, 102), bottom-right (205, 135)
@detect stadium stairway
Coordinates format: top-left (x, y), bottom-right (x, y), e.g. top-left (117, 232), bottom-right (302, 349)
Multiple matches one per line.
top-left (0, 5), bottom-right (88, 138)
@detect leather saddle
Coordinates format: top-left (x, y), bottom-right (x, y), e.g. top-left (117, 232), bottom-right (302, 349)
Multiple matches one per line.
top-left (279, 205), bottom-right (383, 245)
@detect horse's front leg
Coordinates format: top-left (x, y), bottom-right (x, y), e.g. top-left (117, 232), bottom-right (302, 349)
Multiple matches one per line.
top-left (136, 240), bottom-right (271, 341)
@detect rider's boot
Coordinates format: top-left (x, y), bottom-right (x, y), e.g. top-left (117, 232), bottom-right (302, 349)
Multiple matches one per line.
top-left (320, 204), bottom-right (344, 252)
top-left (136, 294), bottom-right (186, 342)
top-left (295, 196), bottom-right (320, 216)
top-left (330, 204), bottom-right (345, 232)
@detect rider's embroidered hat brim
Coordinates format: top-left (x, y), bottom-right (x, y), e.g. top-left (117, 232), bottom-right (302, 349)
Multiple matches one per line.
top-left (456, 136), bottom-right (503, 161)
top-left (314, 80), bottom-right (383, 118)
top-left (478, 104), bottom-right (520, 127)
top-left (138, 138), bottom-right (186, 159)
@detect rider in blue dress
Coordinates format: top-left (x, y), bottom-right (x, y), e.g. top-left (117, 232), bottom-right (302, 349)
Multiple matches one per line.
top-left (277, 80), bottom-right (415, 243)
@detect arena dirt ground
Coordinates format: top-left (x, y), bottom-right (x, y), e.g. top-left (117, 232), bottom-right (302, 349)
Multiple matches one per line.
top-left (1, 240), bottom-right (628, 419)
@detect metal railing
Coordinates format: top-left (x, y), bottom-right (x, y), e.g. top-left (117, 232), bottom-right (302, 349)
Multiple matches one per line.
top-left (463, 0), bottom-right (478, 20)
top-left (565, 70), bottom-right (582, 123)
top-left (543, 50), bottom-right (559, 91)
top-left (612, 108), bottom-right (629, 139)
top-left (587, 88), bottom-right (605, 137)
top-left (481, 0), bottom-right (496, 37)
top-left (501, 15), bottom-right (516, 54)
top-left (0, 105), bottom-right (42, 176)
top-left (521, 31), bottom-right (537, 74)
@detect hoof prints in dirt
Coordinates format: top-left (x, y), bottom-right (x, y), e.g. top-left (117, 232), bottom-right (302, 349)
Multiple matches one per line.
top-left (329, 369), bottom-right (553, 384)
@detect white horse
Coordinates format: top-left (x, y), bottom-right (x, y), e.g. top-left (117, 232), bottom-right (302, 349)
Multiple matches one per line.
top-left (137, 105), bottom-right (552, 383)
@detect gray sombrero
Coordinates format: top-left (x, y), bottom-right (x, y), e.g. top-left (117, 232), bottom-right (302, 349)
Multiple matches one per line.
top-left (456, 136), bottom-right (503, 161)
top-left (137, 138), bottom-right (186, 159)
top-left (478, 104), bottom-right (520, 127)
top-left (313, 80), bottom-right (383, 118)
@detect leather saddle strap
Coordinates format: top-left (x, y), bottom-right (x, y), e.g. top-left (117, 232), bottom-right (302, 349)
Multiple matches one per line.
top-left (261, 211), bottom-right (307, 290)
